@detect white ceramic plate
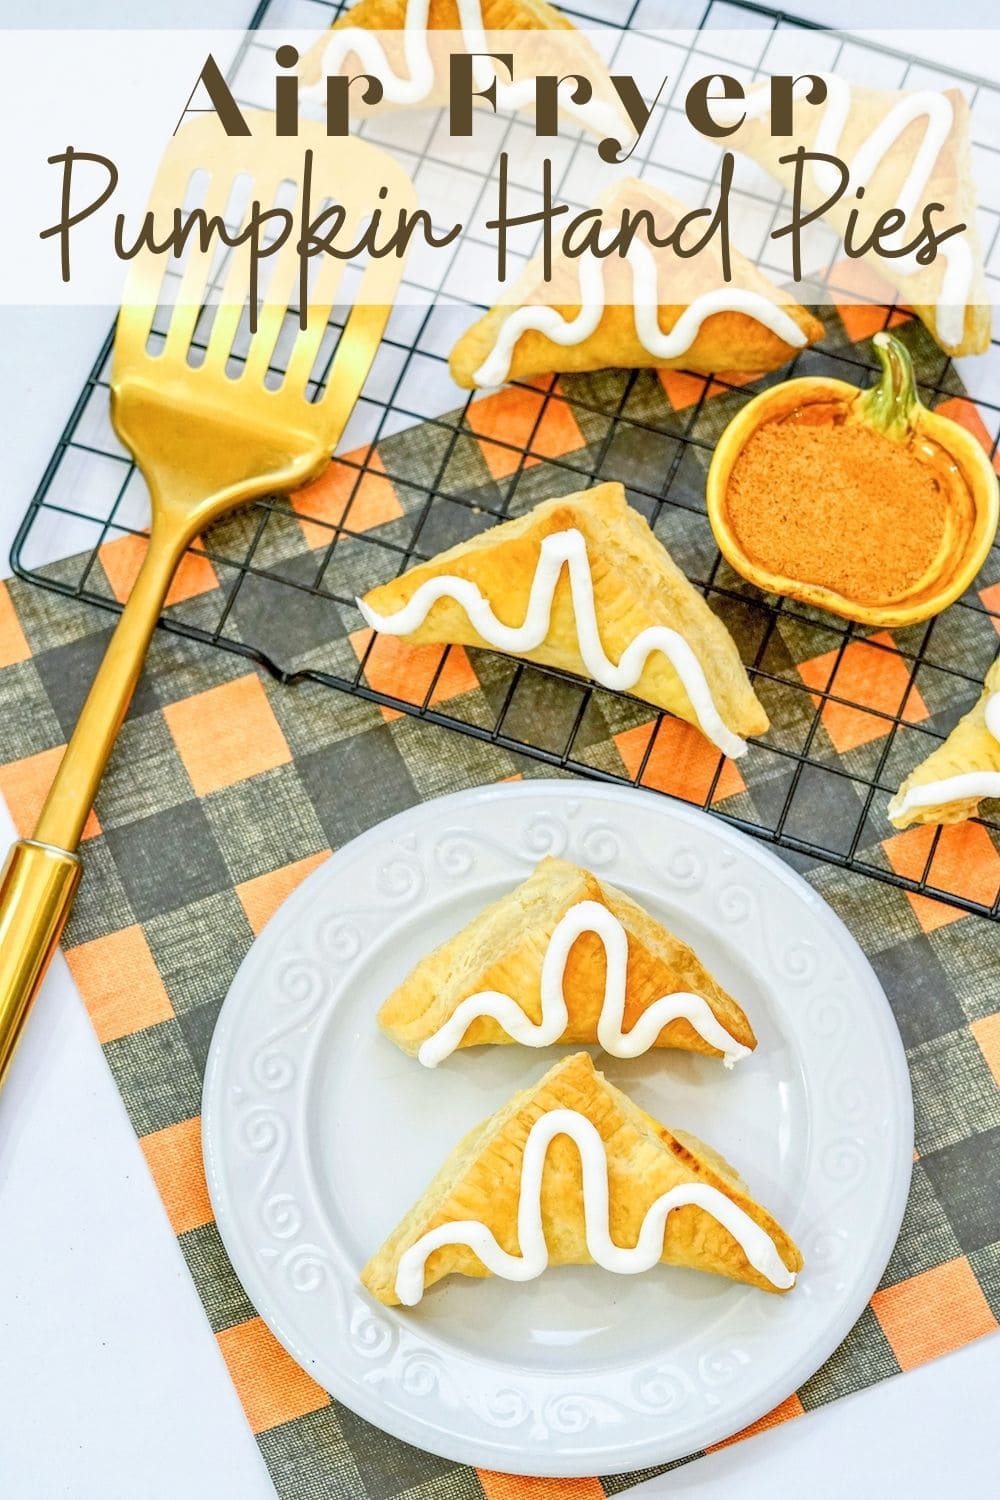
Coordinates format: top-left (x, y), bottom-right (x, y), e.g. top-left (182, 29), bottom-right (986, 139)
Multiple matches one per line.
top-left (202, 780), bottom-right (912, 1477)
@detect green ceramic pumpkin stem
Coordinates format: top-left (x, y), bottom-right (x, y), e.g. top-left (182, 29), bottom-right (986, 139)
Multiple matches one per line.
top-left (858, 332), bottom-right (921, 438)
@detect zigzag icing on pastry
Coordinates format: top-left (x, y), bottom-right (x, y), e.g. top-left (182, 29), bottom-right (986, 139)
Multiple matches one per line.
top-left (394, 1107), bottom-right (796, 1303)
top-left (305, 0), bottom-right (623, 135)
top-left (358, 527), bottom-right (749, 757)
top-left (472, 239), bottom-right (809, 387)
top-left (890, 692), bottom-right (1000, 818)
top-left (417, 898), bottom-right (751, 1067)
top-left (720, 78), bottom-right (974, 346)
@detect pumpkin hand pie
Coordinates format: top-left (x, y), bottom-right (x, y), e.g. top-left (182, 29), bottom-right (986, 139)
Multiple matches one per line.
top-left (358, 482), bottom-right (769, 756)
top-left (450, 176), bottom-right (823, 389)
top-left (363, 1051), bottom-right (802, 1306)
top-left (888, 656), bottom-right (1000, 829)
top-left (378, 855), bottom-right (757, 1067)
top-left (299, 0), bottom-right (628, 138)
top-left (720, 79), bottom-right (989, 357)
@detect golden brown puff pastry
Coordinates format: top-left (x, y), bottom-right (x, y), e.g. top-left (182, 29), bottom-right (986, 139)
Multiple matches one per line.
top-left (723, 84), bottom-right (989, 357)
top-left (362, 1051), bottom-right (802, 1305)
top-left (312, 0), bottom-right (576, 36)
top-left (299, 0), bottom-right (628, 137)
top-left (888, 655), bottom-right (1000, 829)
top-left (358, 482), bottom-right (770, 747)
top-left (378, 854), bottom-right (757, 1063)
top-left (449, 177), bottom-right (824, 388)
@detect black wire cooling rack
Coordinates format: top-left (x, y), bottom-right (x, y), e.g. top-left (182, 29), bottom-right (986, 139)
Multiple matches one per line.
top-left (11, 0), bottom-right (1000, 921)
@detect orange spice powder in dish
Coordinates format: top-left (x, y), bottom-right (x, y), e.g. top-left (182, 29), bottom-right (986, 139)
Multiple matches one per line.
top-left (705, 333), bottom-right (998, 627)
top-left (722, 400), bottom-right (968, 606)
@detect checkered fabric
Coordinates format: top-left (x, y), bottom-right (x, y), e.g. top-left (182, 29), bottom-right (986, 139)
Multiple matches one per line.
top-left (17, 305), bottom-right (1000, 918)
top-left (1, 309), bottom-right (999, 1497)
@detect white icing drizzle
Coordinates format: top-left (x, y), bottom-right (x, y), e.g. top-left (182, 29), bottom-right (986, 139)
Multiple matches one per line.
top-left (394, 1107), bottom-right (795, 1304)
top-left (305, 0), bottom-right (625, 137)
top-left (721, 76), bottom-right (974, 346)
top-left (473, 238), bottom-right (808, 387)
top-left (418, 898), bottom-right (750, 1067)
top-left (891, 692), bottom-right (1000, 818)
top-left (358, 526), bottom-right (748, 757)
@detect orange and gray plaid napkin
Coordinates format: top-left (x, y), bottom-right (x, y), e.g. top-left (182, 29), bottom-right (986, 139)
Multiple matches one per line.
top-left (0, 307), bottom-right (998, 1498)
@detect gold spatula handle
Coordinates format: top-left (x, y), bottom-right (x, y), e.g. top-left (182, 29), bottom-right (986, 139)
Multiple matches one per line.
top-left (0, 522), bottom-right (188, 1087)
top-left (0, 840), bottom-right (82, 1087)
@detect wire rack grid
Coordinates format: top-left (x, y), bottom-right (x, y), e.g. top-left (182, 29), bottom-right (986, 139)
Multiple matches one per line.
top-left (11, 0), bottom-right (1000, 921)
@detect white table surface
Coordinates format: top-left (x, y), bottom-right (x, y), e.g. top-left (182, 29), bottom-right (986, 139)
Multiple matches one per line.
top-left (1, 2), bottom-right (998, 1497)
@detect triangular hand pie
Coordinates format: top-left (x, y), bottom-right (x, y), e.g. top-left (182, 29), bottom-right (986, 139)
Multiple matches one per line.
top-left (362, 1051), bottom-right (802, 1305)
top-left (300, 0), bottom-right (626, 138)
top-left (318, 0), bottom-right (576, 25)
top-left (888, 656), bottom-right (1000, 828)
top-left (450, 177), bottom-right (824, 388)
top-left (358, 482), bottom-right (769, 756)
top-left (723, 82), bottom-right (989, 357)
top-left (379, 855), bottom-right (757, 1065)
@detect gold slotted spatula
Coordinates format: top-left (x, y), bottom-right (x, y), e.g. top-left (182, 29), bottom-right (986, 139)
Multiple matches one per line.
top-left (0, 111), bottom-right (415, 1086)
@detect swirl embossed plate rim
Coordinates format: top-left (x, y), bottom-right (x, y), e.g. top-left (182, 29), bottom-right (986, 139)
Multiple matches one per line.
top-left (202, 780), bottom-right (913, 1477)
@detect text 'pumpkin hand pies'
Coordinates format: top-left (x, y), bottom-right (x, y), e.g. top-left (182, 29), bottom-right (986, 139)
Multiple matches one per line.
top-left (720, 79), bottom-right (989, 357)
top-left (378, 855), bottom-right (757, 1066)
top-left (889, 656), bottom-right (1000, 829)
top-left (358, 483), bottom-right (769, 757)
top-left (449, 176), bottom-right (823, 389)
top-left (362, 1051), bottom-right (802, 1306)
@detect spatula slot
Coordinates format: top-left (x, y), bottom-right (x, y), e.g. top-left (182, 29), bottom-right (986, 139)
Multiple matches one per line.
top-left (183, 173), bottom-right (258, 369)
top-left (142, 167), bottom-right (212, 358)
